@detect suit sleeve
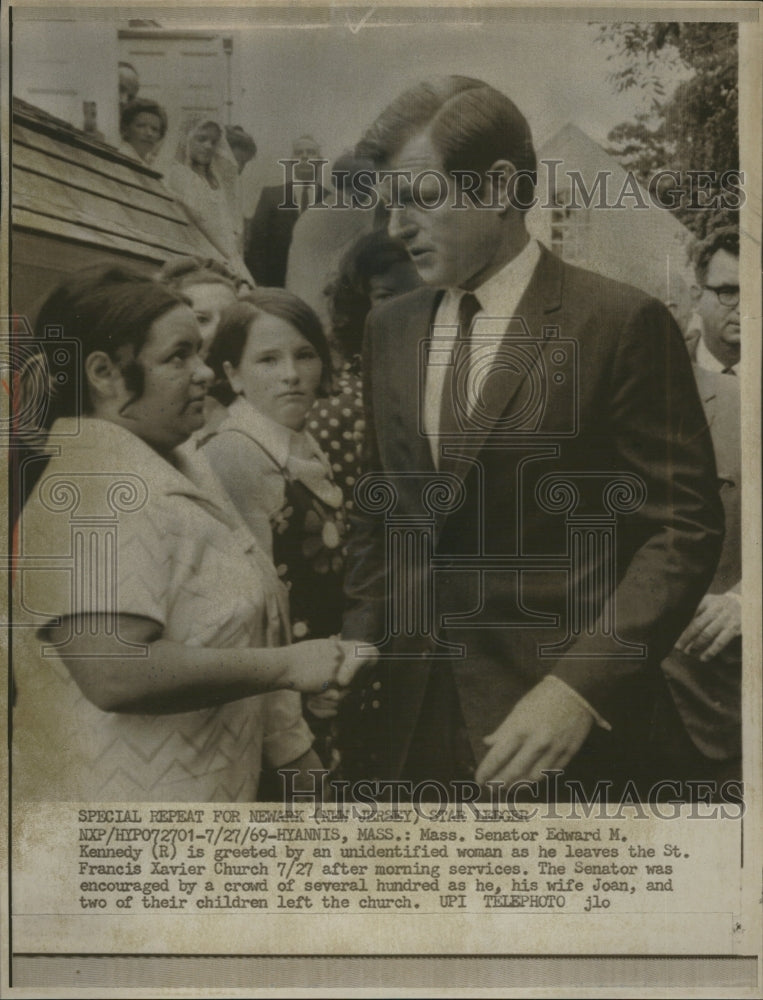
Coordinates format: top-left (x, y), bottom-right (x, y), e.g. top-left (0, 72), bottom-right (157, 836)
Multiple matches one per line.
top-left (245, 189), bottom-right (274, 285)
top-left (550, 297), bottom-right (724, 726)
top-left (341, 314), bottom-right (388, 644)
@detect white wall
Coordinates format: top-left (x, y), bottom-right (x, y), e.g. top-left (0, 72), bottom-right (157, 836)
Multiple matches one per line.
top-left (13, 18), bottom-right (120, 141)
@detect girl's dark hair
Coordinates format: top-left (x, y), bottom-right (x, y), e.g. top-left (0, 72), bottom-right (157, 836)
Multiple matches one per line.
top-left (206, 287), bottom-right (332, 406)
top-left (326, 230), bottom-right (412, 357)
top-left (28, 264), bottom-right (187, 431)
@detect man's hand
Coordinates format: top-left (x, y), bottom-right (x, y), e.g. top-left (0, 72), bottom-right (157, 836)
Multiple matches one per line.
top-left (306, 688), bottom-right (346, 719)
top-left (675, 592), bottom-right (741, 661)
top-left (474, 677), bottom-right (594, 787)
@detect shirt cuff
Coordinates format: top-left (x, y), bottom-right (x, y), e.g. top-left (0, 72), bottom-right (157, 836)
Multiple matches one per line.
top-left (545, 674), bottom-right (612, 732)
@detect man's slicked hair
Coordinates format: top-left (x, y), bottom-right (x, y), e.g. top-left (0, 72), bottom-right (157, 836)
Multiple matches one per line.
top-left (355, 76), bottom-right (537, 208)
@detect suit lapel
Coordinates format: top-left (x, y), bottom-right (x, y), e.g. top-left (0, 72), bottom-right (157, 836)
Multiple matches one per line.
top-left (693, 366), bottom-right (718, 426)
top-left (692, 366), bottom-right (740, 484)
top-left (439, 247), bottom-right (564, 481)
top-left (386, 288), bottom-right (442, 475)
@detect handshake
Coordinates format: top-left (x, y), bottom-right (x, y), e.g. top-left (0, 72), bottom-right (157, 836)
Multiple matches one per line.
top-left (286, 636), bottom-right (378, 718)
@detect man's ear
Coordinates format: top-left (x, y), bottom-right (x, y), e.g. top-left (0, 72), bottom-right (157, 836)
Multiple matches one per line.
top-left (689, 282), bottom-right (702, 305)
top-left (486, 159), bottom-right (518, 212)
top-left (84, 351), bottom-right (123, 404)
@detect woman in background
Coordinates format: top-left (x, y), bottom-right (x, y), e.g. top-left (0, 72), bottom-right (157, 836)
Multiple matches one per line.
top-left (158, 255), bottom-right (242, 355)
top-left (158, 255), bottom-right (243, 437)
top-left (118, 97), bottom-right (168, 165)
top-left (14, 266), bottom-right (371, 801)
top-left (166, 117), bottom-right (252, 282)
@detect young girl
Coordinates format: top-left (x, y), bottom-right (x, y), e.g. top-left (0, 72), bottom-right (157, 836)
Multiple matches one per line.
top-left (203, 289), bottom-right (348, 765)
top-left (203, 289), bottom-right (346, 642)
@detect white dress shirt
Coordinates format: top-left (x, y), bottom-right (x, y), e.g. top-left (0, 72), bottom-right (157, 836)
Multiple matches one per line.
top-left (424, 238), bottom-right (542, 466)
top-left (693, 342), bottom-right (742, 609)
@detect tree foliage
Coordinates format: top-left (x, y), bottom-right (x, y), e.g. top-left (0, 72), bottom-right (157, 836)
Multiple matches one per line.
top-left (594, 22), bottom-right (739, 238)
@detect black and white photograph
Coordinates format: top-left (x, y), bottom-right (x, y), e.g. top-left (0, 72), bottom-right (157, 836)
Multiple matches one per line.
top-left (2, 1), bottom-right (761, 994)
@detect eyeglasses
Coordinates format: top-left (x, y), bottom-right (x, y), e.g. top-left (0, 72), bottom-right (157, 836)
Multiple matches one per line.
top-left (704, 285), bottom-right (740, 307)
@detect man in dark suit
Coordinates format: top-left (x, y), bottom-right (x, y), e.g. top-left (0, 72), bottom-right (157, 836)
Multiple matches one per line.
top-left (651, 228), bottom-right (741, 785)
top-left (245, 135), bottom-right (330, 287)
top-left (339, 76), bottom-right (723, 799)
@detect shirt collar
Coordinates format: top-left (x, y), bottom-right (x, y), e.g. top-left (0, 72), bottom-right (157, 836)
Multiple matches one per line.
top-left (467, 237), bottom-right (542, 315)
top-left (223, 396), bottom-right (324, 468)
top-left (47, 417), bottom-right (229, 508)
top-left (696, 336), bottom-right (739, 375)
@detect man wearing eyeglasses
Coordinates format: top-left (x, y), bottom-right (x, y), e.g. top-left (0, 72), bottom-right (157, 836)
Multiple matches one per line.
top-left (650, 225), bottom-right (742, 788)
top-left (691, 227), bottom-right (741, 374)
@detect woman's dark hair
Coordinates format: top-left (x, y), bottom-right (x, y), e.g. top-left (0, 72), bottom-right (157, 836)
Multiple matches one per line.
top-left (120, 97), bottom-right (169, 139)
top-left (206, 287), bottom-right (332, 406)
top-left (28, 264), bottom-right (188, 431)
top-left (326, 230), bottom-right (412, 357)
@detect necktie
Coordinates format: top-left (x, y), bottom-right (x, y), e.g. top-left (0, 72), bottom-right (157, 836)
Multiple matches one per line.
top-left (721, 366), bottom-right (737, 376)
top-left (438, 291), bottom-right (481, 446)
top-left (299, 185), bottom-right (309, 214)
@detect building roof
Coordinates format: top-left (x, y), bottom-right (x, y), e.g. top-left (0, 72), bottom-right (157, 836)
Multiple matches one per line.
top-left (531, 122), bottom-right (695, 302)
top-left (12, 96), bottom-right (222, 264)
top-left (537, 122), bottom-right (691, 240)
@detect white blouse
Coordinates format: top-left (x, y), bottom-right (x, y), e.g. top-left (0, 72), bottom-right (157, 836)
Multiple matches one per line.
top-left (201, 397), bottom-right (343, 557)
top-left (14, 417), bottom-right (312, 801)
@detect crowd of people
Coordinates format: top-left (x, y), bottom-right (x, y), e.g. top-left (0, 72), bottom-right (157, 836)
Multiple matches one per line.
top-left (116, 63), bottom-right (257, 281)
top-left (12, 73), bottom-right (743, 804)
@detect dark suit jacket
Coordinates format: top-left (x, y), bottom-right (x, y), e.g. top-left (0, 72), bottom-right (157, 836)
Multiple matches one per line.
top-left (341, 246), bottom-right (724, 781)
top-left (661, 367), bottom-right (741, 760)
top-left (245, 182), bottom-right (330, 287)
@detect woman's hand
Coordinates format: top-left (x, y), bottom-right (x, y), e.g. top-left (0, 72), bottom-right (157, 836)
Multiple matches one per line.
top-left (282, 637), bottom-right (377, 694)
top-left (48, 615), bottom-right (377, 715)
